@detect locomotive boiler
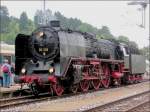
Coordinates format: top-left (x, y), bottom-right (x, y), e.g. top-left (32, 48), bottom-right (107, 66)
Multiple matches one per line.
top-left (15, 21), bottom-right (146, 96)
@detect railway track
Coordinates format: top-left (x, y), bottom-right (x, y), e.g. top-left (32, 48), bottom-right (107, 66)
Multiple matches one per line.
top-left (1, 80), bottom-right (149, 110)
top-left (85, 90), bottom-right (150, 112)
top-left (126, 101), bottom-right (150, 112)
top-left (0, 94), bottom-right (50, 109)
top-left (0, 89), bottom-right (95, 110)
top-left (1, 86), bottom-right (109, 110)
top-left (0, 95), bottom-right (33, 107)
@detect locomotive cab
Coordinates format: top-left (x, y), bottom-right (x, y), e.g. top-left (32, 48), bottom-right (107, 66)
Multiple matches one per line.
top-left (119, 43), bottom-right (146, 75)
top-left (119, 43), bottom-right (129, 56)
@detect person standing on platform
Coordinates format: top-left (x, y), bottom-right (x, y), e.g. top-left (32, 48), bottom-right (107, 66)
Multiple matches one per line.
top-left (1, 59), bottom-right (11, 88)
top-left (10, 64), bottom-right (15, 86)
top-left (0, 64), bottom-right (3, 87)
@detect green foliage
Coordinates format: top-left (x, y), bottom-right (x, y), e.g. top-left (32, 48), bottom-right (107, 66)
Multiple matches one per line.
top-left (78, 23), bottom-right (96, 33)
top-left (118, 36), bottom-right (139, 53)
top-left (54, 12), bottom-right (82, 30)
top-left (140, 46), bottom-right (150, 61)
top-left (34, 9), bottom-right (54, 27)
top-left (54, 11), bottom-right (116, 42)
top-left (129, 41), bottom-right (138, 48)
top-left (0, 7), bottom-right (34, 44)
top-left (0, 6), bottom-right (10, 33)
top-left (18, 12), bottom-right (34, 34)
top-left (34, 10), bottom-right (43, 27)
top-left (118, 35), bottom-right (129, 43)
top-left (27, 19), bottom-right (35, 33)
top-left (54, 12), bottom-right (69, 29)
top-left (19, 12), bottom-right (29, 33)
top-left (1, 17), bottom-right (19, 44)
top-left (97, 26), bottom-right (111, 39)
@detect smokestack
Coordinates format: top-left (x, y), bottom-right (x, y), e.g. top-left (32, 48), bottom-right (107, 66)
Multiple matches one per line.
top-left (49, 20), bottom-right (60, 28)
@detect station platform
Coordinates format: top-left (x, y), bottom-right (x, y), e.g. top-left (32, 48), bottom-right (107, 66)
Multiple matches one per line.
top-left (0, 84), bottom-right (21, 93)
top-left (0, 84), bottom-right (29, 98)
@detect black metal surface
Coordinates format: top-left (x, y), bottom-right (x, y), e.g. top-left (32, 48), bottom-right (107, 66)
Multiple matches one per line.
top-left (15, 21), bottom-right (143, 80)
top-left (14, 26), bottom-right (126, 76)
top-left (15, 34), bottom-right (31, 75)
top-left (29, 27), bottom-right (59, 61)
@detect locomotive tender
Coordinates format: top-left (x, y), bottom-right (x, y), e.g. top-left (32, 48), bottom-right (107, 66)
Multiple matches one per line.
top-left (15, 21), bottom-right (146, 96)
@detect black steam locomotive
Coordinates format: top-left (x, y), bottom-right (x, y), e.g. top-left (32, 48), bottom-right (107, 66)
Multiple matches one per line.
top-left (15, 21), bottom-right (146, 96)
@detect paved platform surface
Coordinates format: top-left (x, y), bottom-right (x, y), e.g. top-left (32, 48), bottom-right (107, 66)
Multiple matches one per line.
top-left (0, 84), bottom-right (21, 93)
top-left (0, 84), bottom-right (29, 98)
top-left (0, 84), bottom-right (29, 93)
top-left (28, 81), bottom-right (150, 111)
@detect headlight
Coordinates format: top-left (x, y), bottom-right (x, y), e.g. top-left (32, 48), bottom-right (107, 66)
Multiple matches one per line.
top-left (36, 31), bottom-right (43, 38)
top-left (21, 68), bottom-right (26, 74)
top-left (49, 68), bottom-right (54, 73)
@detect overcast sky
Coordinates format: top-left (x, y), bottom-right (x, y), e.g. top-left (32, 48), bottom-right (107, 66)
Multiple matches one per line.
top-left (2, 1), bottom-right (149, 48)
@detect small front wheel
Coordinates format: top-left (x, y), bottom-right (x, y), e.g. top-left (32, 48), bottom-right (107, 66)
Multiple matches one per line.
top-left (30, 82), bottom-right (39, 96)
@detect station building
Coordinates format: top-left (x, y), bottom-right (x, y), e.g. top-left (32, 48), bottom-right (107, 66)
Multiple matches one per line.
top-left (0, 42), bottom-right (15, 65)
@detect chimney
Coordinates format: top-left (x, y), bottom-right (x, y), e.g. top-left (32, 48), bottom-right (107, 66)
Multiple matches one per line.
top-left (49, 20), bottom-right (60, 29)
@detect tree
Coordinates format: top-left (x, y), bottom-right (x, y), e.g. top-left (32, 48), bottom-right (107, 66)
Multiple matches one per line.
top-left (34, 9), bottom-right (55, 27)
top-left (19, 12), bottom-right (28, 33)
top-left (140, 46), bottom-right (150, 61)
top-left (55, 12), bottom-right (82, 30)
top-left (0, 6), bottom-right (10, 33)
top-left (1, 14), bottom-right (34, 44)
top-left (34, 10), bottom-right (43, 27)
top-left (129, 41), bottom-right (138, 48)
top-left (78, 23), bottom-right (96, 33)
top-left (27, 19), bottom-right (35, 33)
top-left (55, 12), bottom-right (69, 28)
top-left (100, 26), bottom-right (110, 34)
top-left (97, 26), bottom-right (115, 41)
top-left (118, 35), bottom-right (129, 43)
top-left (1, 17), bottom-right (20, 44)
top-left (45, 9), bottom-right (53, 23)
top-left (71, 18), bottom-right (81, 30)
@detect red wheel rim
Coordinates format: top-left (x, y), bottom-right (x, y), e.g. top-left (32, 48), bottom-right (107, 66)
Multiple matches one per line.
top-left (80, 80), bottom-right (89, 92)
top-left (70, 84), bottom-right (79, 93)
top-left (92, 79), bottom-right (101, 90)
top-left (101, 64), bottom-right (110, 88)
top-left (53, 84), bottom-right (64, 96)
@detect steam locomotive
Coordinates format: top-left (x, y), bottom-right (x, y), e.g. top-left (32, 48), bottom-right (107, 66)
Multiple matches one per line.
top-left (15, 21), bottom-right (146, 96)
